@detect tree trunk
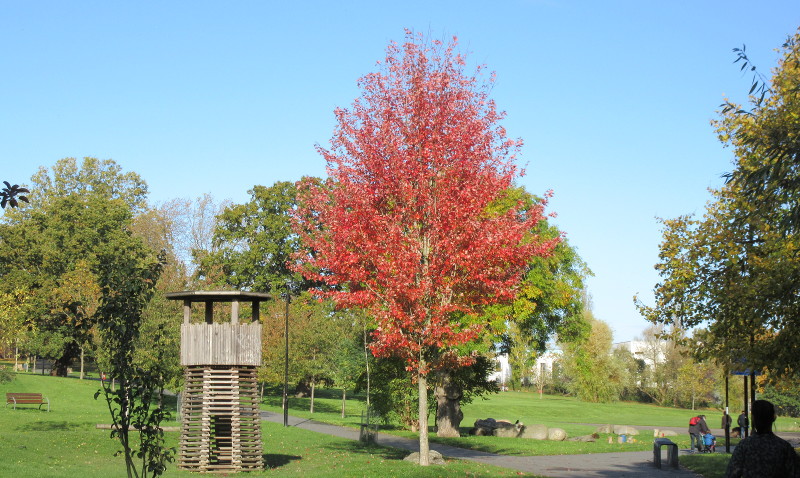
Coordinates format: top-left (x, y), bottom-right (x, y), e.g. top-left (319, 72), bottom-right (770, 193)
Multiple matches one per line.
top-left (310, 378), bottom-right (316, 414)
top-left (435, 371), bottom-right (463, 438)
top-left (341, 388), bottom-right (346, 418)
top-left (363, 324), bottom-right (371, 409)
top-left (418, 369), bottom-right (430, 466)
top-left (80, 347), bottom-right (85, 380)
top-left (52, 356), bottom-right (70, 377)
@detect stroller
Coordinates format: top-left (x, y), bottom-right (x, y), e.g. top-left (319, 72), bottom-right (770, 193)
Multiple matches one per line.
top-left (699, 433), bottom-right (716, 453)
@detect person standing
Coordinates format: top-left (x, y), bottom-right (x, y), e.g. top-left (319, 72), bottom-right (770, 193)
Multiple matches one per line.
top-left (725, 400), bottom-right (799, 477)
top-left (722, 411), bottom-right (732, 431)
top-left (738, 410), bottom-right (749, 438)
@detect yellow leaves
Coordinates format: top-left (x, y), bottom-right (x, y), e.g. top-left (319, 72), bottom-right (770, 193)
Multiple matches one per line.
top-left (49, 259), bottom-right (101, 322)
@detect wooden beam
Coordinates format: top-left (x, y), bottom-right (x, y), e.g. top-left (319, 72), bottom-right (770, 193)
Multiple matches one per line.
top-left (184, 300), bottom-right (192, 324)
top-left (252, 301), bottom-right (260, 322)
top-left (205, 301), bottom-right (213, 324)
top-left (231, 300), bottom-right (239, 325)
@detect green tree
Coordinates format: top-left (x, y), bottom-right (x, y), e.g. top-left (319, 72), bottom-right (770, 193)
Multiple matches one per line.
top-left (504, 321), bottom-right (537, 391)
top-left (29, 157), bottom-right (148, 213)
top-left (561, 314), bottom-right (623, 403)
top-left (196, 182), bottom-right (308, 294)
top-left (639, 31), bottom-right (800, 377)
top-left (675, 360), bottom-right (716, 410)
top-left (0, 158), bottom-right (154, 375)
top-left (613, 347), bottom-right (643, 402)
top-left (94, 246), bottom-right (172, 478)
top-left (0, 289), bottom-right (28, 371)
top-left (328, 314), bottom-right (368, 418)
top-left (0, 194), bottom-right (146, 375)
top-left (721, 30), bottom-right (800, 235)
top-left (434, 190), bottom-right (589, 436)
top-left (634, 325), bottom-right (688, 406)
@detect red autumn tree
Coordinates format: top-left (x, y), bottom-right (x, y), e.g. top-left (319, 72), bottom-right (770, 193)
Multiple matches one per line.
top-left (293, 31), bottom-right (556, 465)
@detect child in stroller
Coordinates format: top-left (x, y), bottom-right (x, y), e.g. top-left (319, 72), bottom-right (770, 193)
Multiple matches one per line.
top-left (700, 432), bottom-right (716, 453)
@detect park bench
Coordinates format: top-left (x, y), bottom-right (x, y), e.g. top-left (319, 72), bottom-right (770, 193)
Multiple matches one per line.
top-left (5, 393), bottom-right (50, 412)
top-left (653, 437), bottom-right (679, 469)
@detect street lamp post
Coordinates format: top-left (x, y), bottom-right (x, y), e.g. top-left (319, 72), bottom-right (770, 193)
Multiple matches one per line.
top-left (283, 292), bottom-right (290, 427)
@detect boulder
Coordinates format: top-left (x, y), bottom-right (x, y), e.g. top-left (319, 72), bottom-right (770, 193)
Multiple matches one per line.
top-left (493, 421), bottom-right (522, 438)
top-left (653, 429), bottom-right (678, 437)
top-left (568, 434), bottom-right (598, 442)
top-left (595, 424), bottom-right (614, 434)
top-left (613, 425), bottom-right (639, 436)
top-left (519, 424), bottom-right (548, 440)
top-left (403, 450), bottom-right (446, 465)
top-left (547, 427), bottom-right (567, 441)
top-left (469, 426), bottom-right (494, 436)
top-left (474, 418), bottom-right (497, 429)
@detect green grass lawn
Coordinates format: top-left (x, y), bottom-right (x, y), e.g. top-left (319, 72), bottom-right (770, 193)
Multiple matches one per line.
top-left (4, 372), bottom-right (795, 477)
top-left (0, 373), bottom-right (542, 477)
top-left (266, 387), bottom-right (759, 455)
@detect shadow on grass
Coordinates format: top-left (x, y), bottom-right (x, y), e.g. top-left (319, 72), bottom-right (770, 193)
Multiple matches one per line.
top-left (320, 439), bottom-right (408, 460)
top-left (263, 453), bottom-right (302, 469)
top-left (263, 397), bottom-right (350, 416)
top-left (21, 420), bottom-right (84, 431)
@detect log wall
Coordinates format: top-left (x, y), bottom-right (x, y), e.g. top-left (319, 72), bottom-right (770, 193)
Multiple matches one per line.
top-left (181, 323), bottom-right (262, 366)
top-left (178, 366), bottom-right (263, 472)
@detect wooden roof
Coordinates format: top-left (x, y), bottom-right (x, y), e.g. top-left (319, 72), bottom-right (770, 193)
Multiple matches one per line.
top-left (165, 290), bottom-right (272, 302)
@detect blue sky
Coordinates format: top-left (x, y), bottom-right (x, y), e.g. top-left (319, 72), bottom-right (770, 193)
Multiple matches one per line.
top-left (2, 1), bottom-right (799, 341)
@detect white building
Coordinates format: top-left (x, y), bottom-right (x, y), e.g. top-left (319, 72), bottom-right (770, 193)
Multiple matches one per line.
top-left (613, 340), bottom-right (668, 368)
top-left (488, 353), bottom-right (511, 387)
top-left (489, 348), bottom-right (562, 389)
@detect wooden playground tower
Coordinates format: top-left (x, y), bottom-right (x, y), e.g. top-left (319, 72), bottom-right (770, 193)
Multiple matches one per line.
top-left (166, 291), bottom-right (270, 473)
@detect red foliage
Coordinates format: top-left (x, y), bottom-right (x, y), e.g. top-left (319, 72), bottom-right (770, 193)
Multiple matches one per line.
top-left (294, 31), bottom-right (556, 375)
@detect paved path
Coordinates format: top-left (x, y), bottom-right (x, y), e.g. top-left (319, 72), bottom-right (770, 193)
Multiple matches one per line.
top-left (260, 412), bottom-right (702, 477)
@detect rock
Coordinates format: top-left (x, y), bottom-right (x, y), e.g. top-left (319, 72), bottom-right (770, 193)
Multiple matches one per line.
top-left (519, 424), bottom-right (548, 440)
top-left (653, 429), bottom-right (678, 437)
top-left (493, 421), bottom-right (522, 438)
top-left (613, 425), bottom-right (639, 436)
top-left (568, 434), bottom-right (597, 442)
top-left (474, 418), bottom-right (497, 429)
top-left (595, 424), bottom-right (614, 434)
top-left (469, 426), bottom-right (493, 436)
top-left (547, 428), bottom-right (567, 441)
top-left (403, 450), bottom-right (446, 465)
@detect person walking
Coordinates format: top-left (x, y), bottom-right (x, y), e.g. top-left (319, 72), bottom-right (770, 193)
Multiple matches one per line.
top-left (738, 410), bottom-right (749, 438)
top-left (725, 400), bottom-right (799, 477)
top-left (688, 414), bottom-right (710, 452)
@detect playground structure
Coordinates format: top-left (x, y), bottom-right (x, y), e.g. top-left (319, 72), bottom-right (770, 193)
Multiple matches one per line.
top-left (166, 291), bottom-right (270, 473)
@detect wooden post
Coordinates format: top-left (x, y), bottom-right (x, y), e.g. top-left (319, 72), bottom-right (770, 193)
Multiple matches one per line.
top-left (252, 301), bottom-right (260, 322)
top-left (205, 301), bottom-right (213, 324)
top-left (184, 300), bottom-right (192, 324)
top-left (231, 300), bottom-right (240, 325)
